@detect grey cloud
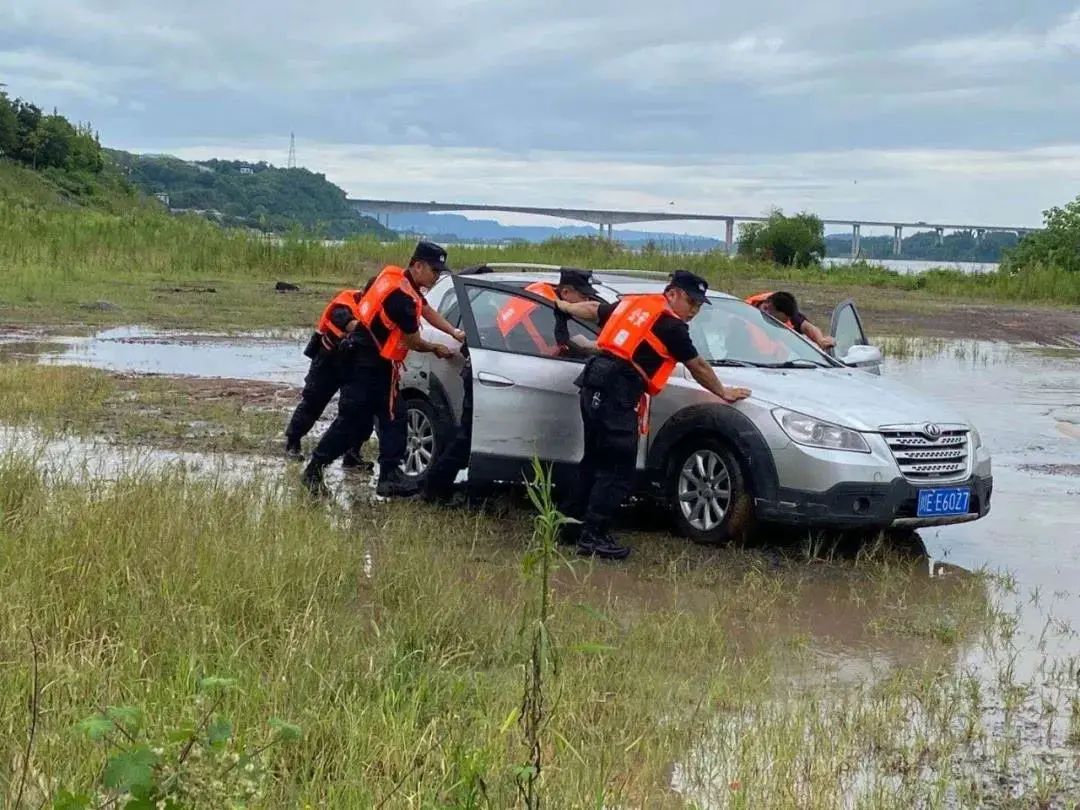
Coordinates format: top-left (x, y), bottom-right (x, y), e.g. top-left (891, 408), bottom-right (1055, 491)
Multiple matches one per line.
top-left (3, 0), bottom-right (1080, 224)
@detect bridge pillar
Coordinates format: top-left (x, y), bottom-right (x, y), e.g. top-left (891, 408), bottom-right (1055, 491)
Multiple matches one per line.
top-left (725, 218), bottom-right (734, 254)
top-left (607, 223), bottom-right (614, 241)
top-left (893, 225), bottom-right (902, 257)
top-left (975, 229), bottom-right (984, 243)
top-left (936, 227), bottom-right (944, 246)
top-left (851, 224), bottom-right (861, 259)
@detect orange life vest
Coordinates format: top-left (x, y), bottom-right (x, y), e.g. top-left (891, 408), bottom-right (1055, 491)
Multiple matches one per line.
top-left (596, 294), bottom-right (679, 396)
top-left (356, 265), bottom-right (424, 362)
top-left (746, 291), bottom-right (794, 329)
top-left (316, 289), bottom-right (364, 351)
top-left (496, 282), bottom-right (560, 355)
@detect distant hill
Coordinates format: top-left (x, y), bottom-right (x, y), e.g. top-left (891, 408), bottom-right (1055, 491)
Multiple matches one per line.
top-left (825, 230), bottom-right (1017, 262)
top-left (109, 150), bottom-right (394, 240)
top-left (390, 212), bottom-right (726, 251)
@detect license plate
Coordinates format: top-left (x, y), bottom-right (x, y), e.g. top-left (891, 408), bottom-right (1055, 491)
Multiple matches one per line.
top-left (917, 487), bottom-right (971, 518)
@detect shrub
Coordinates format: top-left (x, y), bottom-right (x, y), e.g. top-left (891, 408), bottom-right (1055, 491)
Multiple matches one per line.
top-left (737, 209), bottom-right (826, 267)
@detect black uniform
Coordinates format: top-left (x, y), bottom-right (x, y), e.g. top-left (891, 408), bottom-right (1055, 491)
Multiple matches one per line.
top-left (307, 288), bottom-right (419, 478)
top-left (565, 303), bottom-right (698, 552)
top-left (284, 301), bottom-right (371, 466)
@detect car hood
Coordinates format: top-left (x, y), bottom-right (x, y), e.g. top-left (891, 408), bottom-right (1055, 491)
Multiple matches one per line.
top-left (675, 366), bottom-right (972, 431)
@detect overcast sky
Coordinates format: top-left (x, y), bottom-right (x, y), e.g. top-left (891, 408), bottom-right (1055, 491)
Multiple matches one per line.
top-left (3, 0), bottom-right (1079, 235)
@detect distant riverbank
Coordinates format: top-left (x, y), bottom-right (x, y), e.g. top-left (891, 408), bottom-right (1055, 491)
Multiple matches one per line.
top-left (824, 257), bottom-right (999, 275)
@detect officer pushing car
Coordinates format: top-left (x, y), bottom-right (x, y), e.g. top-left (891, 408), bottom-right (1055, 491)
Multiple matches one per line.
top-left (302, 241), bottom-right (464, 498)
top-left (554, 270), bottom-right (752, 560)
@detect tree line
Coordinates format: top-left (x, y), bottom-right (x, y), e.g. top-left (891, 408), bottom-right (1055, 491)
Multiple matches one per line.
top-left (0, 87), bottom-right (104, 174)
top-left (109, 150), bottom-right (393, 239)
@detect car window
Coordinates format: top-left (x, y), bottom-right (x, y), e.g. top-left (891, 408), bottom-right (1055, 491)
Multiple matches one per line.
top-left (831, 303), bottom-right (866, 359)
top-left (436, 286), bottom-right (482, 329)
top-left (466, 287), bottom-right (597, 359)
top-left (688, 298), bottom-right (835, 366)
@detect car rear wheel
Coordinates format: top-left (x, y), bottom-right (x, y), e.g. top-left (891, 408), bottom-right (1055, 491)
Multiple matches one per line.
top-left (400, 397), bottom-right (440, 481)
top-left (667, 438), bottom-right (755, 545)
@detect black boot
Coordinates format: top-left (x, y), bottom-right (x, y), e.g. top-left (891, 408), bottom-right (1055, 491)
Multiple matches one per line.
top-left (285, 437), bottom-right (304, 461)
top-left (577, 529), bottom-right (631, 560)
top-left (301, 462), bottom-right (331, 499)
top-left (557, 522), bottom-right (582, 546)
top-left (341, 450), bottom-right (374, 473)
top-left (376, 468), bottom-right (420, 498)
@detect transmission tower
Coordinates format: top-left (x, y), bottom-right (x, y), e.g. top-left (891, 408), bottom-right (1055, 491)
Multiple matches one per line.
top-left (287, 132), bottom-right (296, 169)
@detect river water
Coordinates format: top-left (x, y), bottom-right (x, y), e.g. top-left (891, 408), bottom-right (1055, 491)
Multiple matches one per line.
top-left (823, 257), bottom-right (999, 275)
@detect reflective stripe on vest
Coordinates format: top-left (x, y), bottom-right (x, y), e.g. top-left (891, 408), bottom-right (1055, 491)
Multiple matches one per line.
top-left (316, 289), bottom-right (364, 351)
top-left (356, 265), bottom-right (424, 362)
top-left (595, 294), bottom-right (679, 396)
top-left (496, 282), bottom-right (559, 355)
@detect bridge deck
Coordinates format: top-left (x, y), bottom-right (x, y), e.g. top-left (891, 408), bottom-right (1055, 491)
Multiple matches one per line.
top-left (348, 198), bottom-right (1037, 233)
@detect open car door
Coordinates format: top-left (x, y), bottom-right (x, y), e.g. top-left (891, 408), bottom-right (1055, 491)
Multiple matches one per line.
top-left (830, 299), bottom-right (882, 374)
top-left (450, 275), bottom-right (599, 485)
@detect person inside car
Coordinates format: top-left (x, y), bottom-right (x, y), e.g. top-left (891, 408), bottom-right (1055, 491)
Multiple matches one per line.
top-left (746, 291), bottom-right (836, 351)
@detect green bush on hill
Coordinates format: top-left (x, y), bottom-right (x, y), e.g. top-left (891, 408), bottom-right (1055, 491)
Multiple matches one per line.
top-left (0, 89), bottom-right (103, 176)
top-left (108, 150), bottom-right (394, 240)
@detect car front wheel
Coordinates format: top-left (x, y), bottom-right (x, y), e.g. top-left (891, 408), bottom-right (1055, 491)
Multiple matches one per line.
top-left (667, 438), bottom-right (755, 545)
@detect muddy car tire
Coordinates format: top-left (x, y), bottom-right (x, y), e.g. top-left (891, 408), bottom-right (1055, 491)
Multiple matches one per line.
top-left (399, 397), bottom-right (450, 482)
top-left (666, 438), bottom-right (755, 545)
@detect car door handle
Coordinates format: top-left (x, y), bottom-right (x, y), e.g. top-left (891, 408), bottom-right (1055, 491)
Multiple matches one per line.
top-left (477, 371), bottom-right (515, 388)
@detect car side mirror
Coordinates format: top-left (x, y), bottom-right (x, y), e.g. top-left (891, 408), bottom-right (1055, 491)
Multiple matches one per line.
top-left (841, 344), bottom-right (883, 366)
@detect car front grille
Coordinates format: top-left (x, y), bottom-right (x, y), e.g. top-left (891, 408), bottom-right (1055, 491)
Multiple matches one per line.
top-left (881, 428), bottom-right (970, 482)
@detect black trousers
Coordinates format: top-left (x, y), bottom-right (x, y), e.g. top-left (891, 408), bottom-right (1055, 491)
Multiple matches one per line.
top-left (310, 363), bottom-right (406, 474)
top-left (565, 361), bottom-right (640, 537)
top-left (286, 351), bottom-right (375, 462)
top-left (285, 351), bottom-right (345, 443)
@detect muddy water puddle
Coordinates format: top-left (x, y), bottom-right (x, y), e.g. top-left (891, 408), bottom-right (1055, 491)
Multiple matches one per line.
top-left (2, 326), bottom-right (311, 384)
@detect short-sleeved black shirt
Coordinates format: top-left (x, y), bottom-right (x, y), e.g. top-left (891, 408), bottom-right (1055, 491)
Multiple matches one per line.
top-left (597, 302), bottom-right (698, 380)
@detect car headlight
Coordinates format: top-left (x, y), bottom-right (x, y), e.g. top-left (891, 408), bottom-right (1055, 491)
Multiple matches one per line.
top-left (772, 408), bottom-right (870, 453)
top-left (969, 426), bottom-right (982, 450)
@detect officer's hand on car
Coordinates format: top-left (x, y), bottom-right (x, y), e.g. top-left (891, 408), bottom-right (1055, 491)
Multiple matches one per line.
top-left (432, 343), bottom-right (456, 360)
top-left (451, 328), bottom-right (466, 344)
top-left (720, 385), bottom-right (752, 403)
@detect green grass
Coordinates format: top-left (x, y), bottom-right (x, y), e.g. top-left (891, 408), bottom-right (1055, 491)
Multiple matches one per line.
top-left (1, 449), bottom-right (1077, 807)
top-left (2, 158), bottom-right (1079, 332)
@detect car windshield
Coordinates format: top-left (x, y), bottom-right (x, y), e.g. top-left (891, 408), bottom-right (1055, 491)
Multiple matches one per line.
top-left (687, 298), bottom-right (836, 368)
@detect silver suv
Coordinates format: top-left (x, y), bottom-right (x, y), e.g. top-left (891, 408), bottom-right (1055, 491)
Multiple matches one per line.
top-left (398, 265), bottom-right (993, 544)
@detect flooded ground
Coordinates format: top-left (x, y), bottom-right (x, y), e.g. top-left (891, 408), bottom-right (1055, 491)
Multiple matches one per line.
top-left (2, 324), bottom-right (1079, 805)
top-left (3, 327), bottom-right (1077, 626)
top-left (1, 326), bottom-right (310, 384)
top-left (886, 341), bottom-right (1080, 656)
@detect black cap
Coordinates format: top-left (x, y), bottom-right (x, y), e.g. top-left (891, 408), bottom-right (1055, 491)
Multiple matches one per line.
top-left (667, 269), bottom-right (711, 305)
top-left (558, 267), bottom-right (601, 299)
top-left (411, 240), bottom-right (449, 274)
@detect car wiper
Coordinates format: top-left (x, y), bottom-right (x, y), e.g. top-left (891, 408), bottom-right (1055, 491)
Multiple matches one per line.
top-left (757, 359), bottom-right (828, 369)
top-left (710, 359), bottom-right (754, 367)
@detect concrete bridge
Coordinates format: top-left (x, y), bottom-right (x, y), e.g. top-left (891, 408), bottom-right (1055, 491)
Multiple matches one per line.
top-left (348, 198), bottom-right (1038, 258)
